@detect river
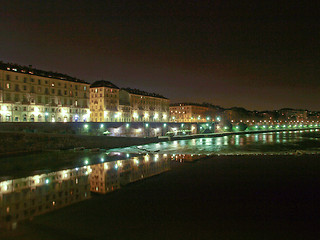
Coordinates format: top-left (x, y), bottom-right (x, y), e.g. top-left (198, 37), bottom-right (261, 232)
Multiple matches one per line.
top-left (1, 129), bottom-right (320, 238)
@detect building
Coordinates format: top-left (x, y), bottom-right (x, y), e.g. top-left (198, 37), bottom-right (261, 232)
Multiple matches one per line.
top-left (0, 166), bottom-right (91, 230)
top-left (169, 103), bottom-right (210, 122)
top-left (119, 88), bottom-right (169, 122)
top-left (0, 62), bottom-right (90, 122)
top-left (89, 80), bottom-right (121, 122)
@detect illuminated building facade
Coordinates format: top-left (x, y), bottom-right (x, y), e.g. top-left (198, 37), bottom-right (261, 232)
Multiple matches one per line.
top-left (0, 63), bottom-right (90, 122)
top-left (170, 103), bottom-right (210, 122)
top-left (0, 166), bottom-right (91, 230)
top-left (119, 88), bottom-right (169, 122)
top-left (89, 80), bottom-right (122, 122)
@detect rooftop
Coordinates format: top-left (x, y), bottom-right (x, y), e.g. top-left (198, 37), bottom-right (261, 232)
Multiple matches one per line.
top-left (90, 80), bottom-right (119, 89)
top-left (170, 103), bottom-right (209, 108)
top-left (121, 88), bottom-right (168, 99)
top-left (0, 61), bottom-right (89, 84)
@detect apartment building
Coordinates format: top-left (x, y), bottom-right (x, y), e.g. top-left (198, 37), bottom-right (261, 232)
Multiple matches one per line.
top-left (119, 88), bottom-right (169, 122)
top-left (0, 62), bottom-right (90, 122)
top-left (89, 80), bottom-right (121, 122)
top-left (169, 103), bottom-right (210, 122)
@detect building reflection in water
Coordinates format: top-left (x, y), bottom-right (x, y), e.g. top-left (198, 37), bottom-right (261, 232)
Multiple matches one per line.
top-left (89, 153), bottom-right (170, 194)
top-left (171, 154), bottom-right (205, 163)
top-left (0, 165), bottom-right (91, 230)
top-left (0, 153), bottom-right (174, 230)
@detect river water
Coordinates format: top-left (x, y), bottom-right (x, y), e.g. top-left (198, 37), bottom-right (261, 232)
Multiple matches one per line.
top-left (1, 129), bottom-right (320, 232)
top-left (109, 129), bottom-right (320, 155)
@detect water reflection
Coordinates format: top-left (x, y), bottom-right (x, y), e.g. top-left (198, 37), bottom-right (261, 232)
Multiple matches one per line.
top-left (1, 130), bottom-right (320, 230)
top-left (171, 154), bottom-right (205, 163)
top-left (89, 153), bottom-right (170, 194)
top-left (0, 153), bottom-right (173, 230)
top-left (110, 130), bottom-right (320, 155)
top-left (0, 165), bottom-right (91, 230)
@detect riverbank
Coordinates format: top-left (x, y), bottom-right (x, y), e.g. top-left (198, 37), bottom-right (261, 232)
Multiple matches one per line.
top-left (2, 154), bottom-right (320, 240)
top-left (1, 128), bottom-right (319, 157)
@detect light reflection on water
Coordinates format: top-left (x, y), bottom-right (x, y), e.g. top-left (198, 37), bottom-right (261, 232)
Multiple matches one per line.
top-left (109, 130), bottom-right (320, 155)
top-left (1, 130), bottom-right (320, 230)
top-left (0, 153), bottom-right (172, 230)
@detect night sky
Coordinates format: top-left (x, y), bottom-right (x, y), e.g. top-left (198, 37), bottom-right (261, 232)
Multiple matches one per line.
top-left (0, 1), bottom-right (319, 111)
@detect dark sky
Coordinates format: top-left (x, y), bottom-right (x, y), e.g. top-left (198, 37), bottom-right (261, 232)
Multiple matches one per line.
top-left (0, 0), bottom-right (319, 111)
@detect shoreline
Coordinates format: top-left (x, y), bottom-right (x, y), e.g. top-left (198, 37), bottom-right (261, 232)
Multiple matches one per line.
top-left (1, 128), bottom-right (319, 157)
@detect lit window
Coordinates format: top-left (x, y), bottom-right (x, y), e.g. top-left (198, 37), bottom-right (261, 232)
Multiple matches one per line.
top-left (6, 83), bottom-right (10, 88)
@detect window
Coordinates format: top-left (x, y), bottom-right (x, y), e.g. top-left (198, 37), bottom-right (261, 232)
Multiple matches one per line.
top-left (15, 76), bottom-right (18, 80)
top-left (6, 75), bottom-right (10, 81)
top-left (6, 83), bottom-right (10, 89)
top-left (45, 88), bottom-right (49, 94)
top-left (23, 85), bottom-right (27, 91)
top-left (5, 93), bottom-right (11, 101)
top-left (14, 94), bottom-right (19, 102)
top-left (24, 78), bottom-right (27, 83)
top-left (38, 79), bottom-right (41, 85)
top-left (52, 89), bottom-right (55, 94)
top-left (45, 80), bottom-right (48, 84)
top-left (31, 78), bottom-right (34, 82)
top-left (15, 84), bottom-right (20, 91)
top-left (84, 86), bottom-right (87, 90)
